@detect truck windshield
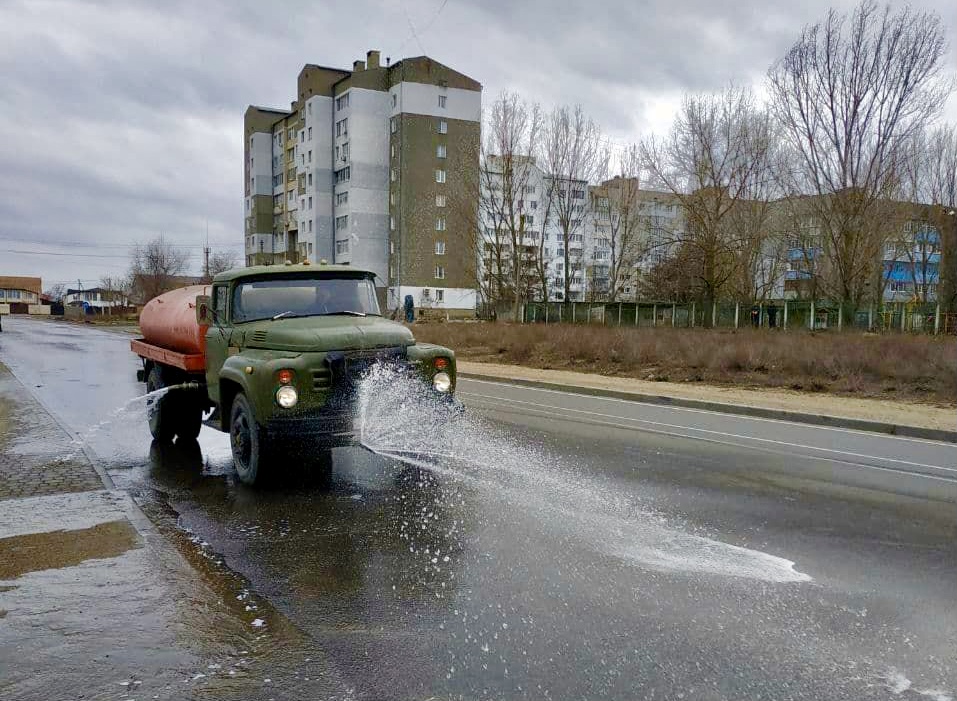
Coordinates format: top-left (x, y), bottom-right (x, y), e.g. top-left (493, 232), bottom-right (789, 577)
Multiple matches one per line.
top-left (232, 276), bottom-right (381, 323)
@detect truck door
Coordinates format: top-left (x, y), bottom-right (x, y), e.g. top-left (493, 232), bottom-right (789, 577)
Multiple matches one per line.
top-left (204, 284), bottom-right (230, 404)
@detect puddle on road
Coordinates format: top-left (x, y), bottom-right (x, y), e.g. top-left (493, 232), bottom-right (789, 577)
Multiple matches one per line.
top-left (0, 519), bottom-right (139, 579)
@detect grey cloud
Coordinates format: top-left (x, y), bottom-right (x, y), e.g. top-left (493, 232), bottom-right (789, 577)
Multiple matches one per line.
top-left (0, 0), bottom-right (954, 287)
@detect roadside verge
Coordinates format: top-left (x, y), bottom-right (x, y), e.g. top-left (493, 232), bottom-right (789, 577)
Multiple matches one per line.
top-left (457, 361), bottom-right (957, 443)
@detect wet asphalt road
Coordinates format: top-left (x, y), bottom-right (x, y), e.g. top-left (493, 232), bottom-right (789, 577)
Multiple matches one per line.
top-left (1, 315), bottom-right (956, 700)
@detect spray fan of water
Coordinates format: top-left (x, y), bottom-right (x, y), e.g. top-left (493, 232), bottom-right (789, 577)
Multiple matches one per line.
top-left (354, 365), bottom-right (811, 584)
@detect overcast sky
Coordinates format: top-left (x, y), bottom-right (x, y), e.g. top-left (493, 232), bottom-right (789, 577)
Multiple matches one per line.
top-left (1, 0), bottom-right (955, 290)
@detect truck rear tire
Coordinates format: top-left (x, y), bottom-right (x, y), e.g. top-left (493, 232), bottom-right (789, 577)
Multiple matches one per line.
top-left (146, 366), bottom-right (176, 442)
top-left (230, 393), bottom-right (264, 486)
top-left (147, 365), bottom-right (203, 442)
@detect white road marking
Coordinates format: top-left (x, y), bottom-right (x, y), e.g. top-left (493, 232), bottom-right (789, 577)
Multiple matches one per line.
top-left (460, 391), bottom-right (957, 475)
top-left (463, 397), bottom-right (957, 484)
top-left (459, 377), bottom-right (956, 447)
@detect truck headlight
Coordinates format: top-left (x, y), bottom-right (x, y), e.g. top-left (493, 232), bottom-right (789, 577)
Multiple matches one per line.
top-left (432, 372), bottom-right (451, 393)
top-left (276, 385), bottom-right (298, 408)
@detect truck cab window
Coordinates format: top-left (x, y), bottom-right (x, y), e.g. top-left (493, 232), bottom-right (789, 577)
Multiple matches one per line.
top-left (232, 276), bottom-right (381, 323)
top-left (213, 285), bottom-right (228, 319)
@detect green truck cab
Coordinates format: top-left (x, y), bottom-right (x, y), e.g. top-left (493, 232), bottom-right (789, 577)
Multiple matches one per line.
top-left (134, 263), bottom-right (456, 485)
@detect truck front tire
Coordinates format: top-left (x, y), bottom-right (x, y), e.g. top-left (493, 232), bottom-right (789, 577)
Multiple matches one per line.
top-left (230, 393), bottom-right (264, 486)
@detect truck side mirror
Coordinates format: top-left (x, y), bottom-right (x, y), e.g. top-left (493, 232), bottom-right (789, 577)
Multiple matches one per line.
top-left (195, 295), bottom-right (212, 324)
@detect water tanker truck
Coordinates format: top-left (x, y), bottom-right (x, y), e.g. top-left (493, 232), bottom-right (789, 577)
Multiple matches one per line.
top-left (131, 263), bottom-right (456, 485)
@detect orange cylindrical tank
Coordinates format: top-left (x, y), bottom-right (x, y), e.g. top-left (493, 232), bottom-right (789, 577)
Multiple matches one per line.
top-left (139, 285), bottom-right (211, 356)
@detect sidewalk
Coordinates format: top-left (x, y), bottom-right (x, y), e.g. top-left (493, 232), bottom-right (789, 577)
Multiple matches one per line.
top-left (0, 363), bottom-right (333, 700)
top-left (457, 361), bottom-right (957, 442)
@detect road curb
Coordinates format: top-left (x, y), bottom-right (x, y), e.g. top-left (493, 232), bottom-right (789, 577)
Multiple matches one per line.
top-left (459, 372), bottom-right (957, 444)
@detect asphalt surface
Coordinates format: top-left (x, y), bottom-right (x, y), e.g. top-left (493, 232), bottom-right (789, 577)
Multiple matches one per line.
top-left (1, 315), bottom-right (956, 701)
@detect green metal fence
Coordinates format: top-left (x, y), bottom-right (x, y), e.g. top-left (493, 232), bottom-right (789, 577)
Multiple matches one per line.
top-left (521, 300), bottom-right (952, 333)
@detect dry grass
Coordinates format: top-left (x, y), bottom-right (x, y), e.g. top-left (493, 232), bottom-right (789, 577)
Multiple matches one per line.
top-left (412, 322), bottom-right (957, 405)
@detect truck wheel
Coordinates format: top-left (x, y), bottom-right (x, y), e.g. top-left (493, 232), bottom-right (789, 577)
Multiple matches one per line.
top-left (146, 366), bottom-right (175, 442)
top-left (175, 402), bottom-right (203, 441)
top-left (230, 393), bottom-right (263, 486)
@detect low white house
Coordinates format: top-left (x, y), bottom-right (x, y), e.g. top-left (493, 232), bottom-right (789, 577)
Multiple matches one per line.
top-left (64, 287), bottom-right (129, 310)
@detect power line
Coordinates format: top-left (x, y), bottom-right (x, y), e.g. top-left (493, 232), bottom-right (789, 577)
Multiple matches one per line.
top-left (0, 235), bottom-right (242, 250)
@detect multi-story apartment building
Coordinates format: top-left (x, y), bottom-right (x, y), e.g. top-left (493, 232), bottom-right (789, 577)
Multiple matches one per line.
top-left (244, 51), bottom-right (481, 314)
top-left (479, 157), bottom-right (595, 302)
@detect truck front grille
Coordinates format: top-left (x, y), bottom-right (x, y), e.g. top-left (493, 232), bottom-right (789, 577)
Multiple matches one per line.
top-left (312, 368), bottom-right (332, 390)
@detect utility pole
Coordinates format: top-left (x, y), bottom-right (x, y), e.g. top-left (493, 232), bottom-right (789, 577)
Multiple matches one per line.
top-left (203, 220), bottom-right (210, 281)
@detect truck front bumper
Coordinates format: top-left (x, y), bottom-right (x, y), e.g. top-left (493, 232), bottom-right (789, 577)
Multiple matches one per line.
top-left (262, 408), bottom-right (358, 448)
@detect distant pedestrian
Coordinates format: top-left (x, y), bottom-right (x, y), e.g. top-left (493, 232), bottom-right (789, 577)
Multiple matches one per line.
top-left (403, 294), bottom-right (415, 323)
top-left (750, 305), bottom-right (760, 328)
top-left (768, 305), bottom-right (778, 328)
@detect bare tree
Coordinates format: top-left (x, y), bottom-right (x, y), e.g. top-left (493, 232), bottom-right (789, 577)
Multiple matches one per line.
top-left (923, 124), bottom-right (957, 311)
top-left (43, 284), bottom-right (66, 303)
top-left (641, 85), bottom-right (778, 318)
top-left (98, 275), bottom-right (126, 315)
top-left (538, 105), bottom-right (609, 302)
top-left (473, 91), bottom-right (543, 318)
top-left (766, 0), bottom-right (952, 315)
top-left (128, 235), bottom-right (191, 303)
top-left (204, 249), bottom-right (239, 281)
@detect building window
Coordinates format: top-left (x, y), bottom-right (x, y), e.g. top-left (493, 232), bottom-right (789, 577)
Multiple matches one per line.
top-left (391, 144), bottom-right (395, 159)
top-left (336, 118), bottom-right (348, 137)
top-left (436, 144), bottom-right (447, 158)
top-left (288, 191), bottom-right (294, 202)
top-left (435, 169), bottom-right (446, 183)
top-left (390, 216), bottom-right (395, 230)
top-left (300, 131), bottom-right (304, 143)
top-left (336, 93), bottom-right (349, 110)
top-left (438, 120), bottom-right (448, 134)
top-left (341, 142), bottom-right (349, 161)
top-left (308, 219), bottom-right (313, 232)
top-left (438, 95), bottom-right (447, 108)
top-left (391, 168), bottom-right (396, 182)
top-left (530, 200), bottom-right (538, 210)
top-left (301, 198), bottom-right (305, 210)
top-left (336, 215), bottom-right (348, 231)
top-left (336, 239), bottom-right (349, 254)
top-left (434, 266), bottom-right (446, 280)
top-left (435, 194), bottom-right (446, 207)
top-left (308, 150), bottom-right (313, 163)
top-left (309, 243), bottom-right (313, 254)
top-left (390, 192), bottom-right (395, 206)
top-left (307, 173), bottom-right (313, 187)
top-left (436, 289), bottom-right (445, 302)
top-left (525, 185), bottom-right (536, 194)
top-left (435, 217), bottom-right (446, 231)
top-left (308, 196), bottom-right (313, 209)
top-left (308, 126), bottom-right (312, 140)
top-left (435, 241), bottom-right (446, 255)
top-left (335, 167), bottom-right (350, 183)
top-left (391, 117), bottom-right (397, 133)
top-left (307, 102), bottom-right (312, 115)
top-left (392, 93), bottom-right (397, 108)
top-left (337, 191), bottom-right (348, 205)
